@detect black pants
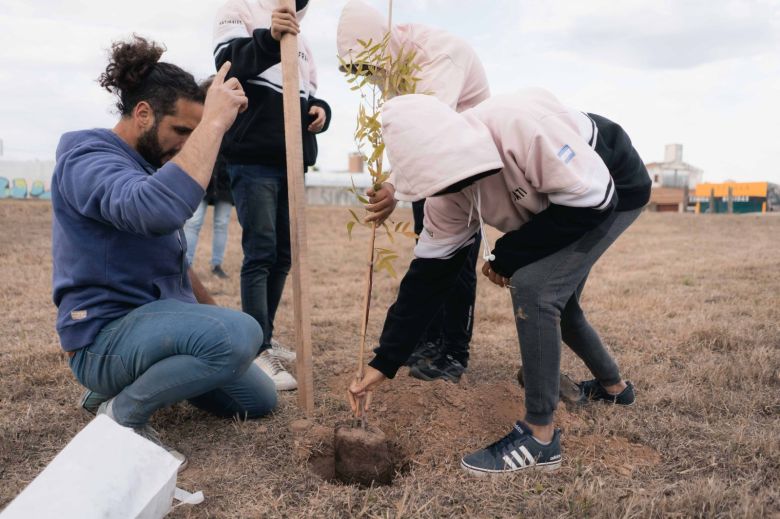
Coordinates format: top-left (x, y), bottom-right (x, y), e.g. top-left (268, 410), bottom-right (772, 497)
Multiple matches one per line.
top-left (412, 200), bottom-right (479, 366)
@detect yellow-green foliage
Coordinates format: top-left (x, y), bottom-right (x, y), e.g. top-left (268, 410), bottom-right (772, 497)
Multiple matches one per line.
top-left (339, 33), bottom-right (422, 277)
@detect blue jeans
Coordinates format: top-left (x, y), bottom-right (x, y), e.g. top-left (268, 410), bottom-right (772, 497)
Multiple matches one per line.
top-left (183, 199), bottom-right (233, 267)
top-left (227, 165), bottom-right (291, 348)
top-left (69, 299), bottom-right (277, 428)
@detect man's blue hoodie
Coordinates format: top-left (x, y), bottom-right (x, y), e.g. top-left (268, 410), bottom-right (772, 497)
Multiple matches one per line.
top-left (51, 129), bottom-right (205, 352)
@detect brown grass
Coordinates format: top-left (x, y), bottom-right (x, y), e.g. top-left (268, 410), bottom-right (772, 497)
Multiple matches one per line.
top-left (1, 199), bottom-right (778, 518)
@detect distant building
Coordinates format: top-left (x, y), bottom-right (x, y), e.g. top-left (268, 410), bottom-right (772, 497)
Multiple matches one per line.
top-left (691, 182), bottom-right (779, 214)
top-left (646, 187), bottom-right (687, 213)
top-left (645, 144), bottom-right (703, 212)
top-left (646, 144), bottom-right (703, 189)
top-left (0, 159), bottom-right (55, 200)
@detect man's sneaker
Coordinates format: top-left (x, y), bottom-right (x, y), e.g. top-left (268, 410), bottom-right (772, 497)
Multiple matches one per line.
top-left (211, 264), bottom-right (229, 279)
top-left (461, 421), bottom-right (562, 476)
top-left (579, 379), bottom-right (635, 405)
top-left (409, 354), bottom-right (465, 383)
top-left (79, 389), bottom-right (110, 416)
top-left (96, 398), bottom-right (188, 471)
top-left (255, 349), bottom-right (297, 390)
top-left (268, 338), bottom-right (296, 362)
top-left (516, 368), bottom-right (585, 405)
top-left (404, 340), bottom-right (442, 367)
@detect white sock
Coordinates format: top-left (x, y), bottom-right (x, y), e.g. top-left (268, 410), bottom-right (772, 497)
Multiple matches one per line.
top-left (533, 435), bottom-right (551, 446)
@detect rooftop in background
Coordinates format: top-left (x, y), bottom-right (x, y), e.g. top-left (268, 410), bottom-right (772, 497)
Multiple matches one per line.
top-left (645, 144), bottom-right (703, 189)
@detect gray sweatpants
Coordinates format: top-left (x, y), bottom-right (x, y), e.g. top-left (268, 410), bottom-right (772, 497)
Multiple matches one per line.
top-left (510, 208), bottom-right (642, 426)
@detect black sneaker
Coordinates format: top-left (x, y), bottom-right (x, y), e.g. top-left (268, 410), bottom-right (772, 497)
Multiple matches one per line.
top-left (408, 354), bottom-right (465, 383)
top-left (461, 421), bottom-right (562, 476)
top-left (579, 380), bottom-right (635, 405)
top-left (211, 265), bottom-right (229, 279)
top-left (516, 368), bottom-right (585, 405)
top-left (404, 340), bottom-right (441, 367)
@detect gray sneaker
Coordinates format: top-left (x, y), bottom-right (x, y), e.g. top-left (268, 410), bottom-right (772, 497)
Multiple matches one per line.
top-left (97, 398), bottom-right (188, 471)
top-left (79, 389), bottom-right (110, 416)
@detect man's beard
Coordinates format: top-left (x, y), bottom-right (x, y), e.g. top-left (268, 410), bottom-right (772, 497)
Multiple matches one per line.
top-left (136, 122), bottom-right (167, 168)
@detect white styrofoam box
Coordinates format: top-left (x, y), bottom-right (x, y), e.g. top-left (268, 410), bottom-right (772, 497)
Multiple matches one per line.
top-left (1, 415), bottom-right (182, 519)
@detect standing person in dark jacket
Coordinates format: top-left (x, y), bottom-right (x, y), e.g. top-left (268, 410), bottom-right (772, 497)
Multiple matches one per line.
top-left (53, 36), bottom-right (277, 470)
top-left (348, 91), bottom-right (651, 476)
top-left (184, 153), bottom-right (234, 278)
top-left (213, 0), bottom-right (331, 391)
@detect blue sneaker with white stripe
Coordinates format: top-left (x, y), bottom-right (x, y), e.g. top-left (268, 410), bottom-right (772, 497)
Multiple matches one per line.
top-left (461, 421), bottom-right (562, 476)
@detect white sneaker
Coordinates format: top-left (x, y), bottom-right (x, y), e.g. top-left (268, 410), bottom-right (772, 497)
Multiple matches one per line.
top-left (255, 349), bottom-right (298, 391)
top-left (269, 338), bottom-right (297, 362)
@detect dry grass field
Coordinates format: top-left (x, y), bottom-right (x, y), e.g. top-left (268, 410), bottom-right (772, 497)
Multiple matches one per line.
top-left (1, 199), bottom-right (778, 518)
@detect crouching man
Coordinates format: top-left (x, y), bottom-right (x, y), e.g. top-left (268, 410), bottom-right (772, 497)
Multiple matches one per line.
top-left (52, 36), bottom-right (277, 469)
top-left (349, 90), bottom-right (650, 475)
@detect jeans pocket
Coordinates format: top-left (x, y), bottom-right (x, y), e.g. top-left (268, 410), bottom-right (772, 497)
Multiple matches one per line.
top-left (80, 352), bottom-right (133, 396)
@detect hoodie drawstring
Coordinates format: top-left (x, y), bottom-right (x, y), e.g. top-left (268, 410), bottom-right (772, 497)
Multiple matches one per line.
top-left (470, 187), bottom-right (495, 262)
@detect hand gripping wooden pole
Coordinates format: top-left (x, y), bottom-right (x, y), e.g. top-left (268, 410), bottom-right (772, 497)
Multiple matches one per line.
top-left (280, 0), bottom-right (314, 414)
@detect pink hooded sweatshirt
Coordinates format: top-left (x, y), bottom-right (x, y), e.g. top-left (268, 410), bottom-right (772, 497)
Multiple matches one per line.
top-left (382, 89), bottom-right (619, 274)
top-left (337, 0), bottom-right (490, 112)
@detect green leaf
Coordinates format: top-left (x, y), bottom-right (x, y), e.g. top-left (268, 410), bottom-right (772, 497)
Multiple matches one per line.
top-left (346, 221), bottom-right (355, 240)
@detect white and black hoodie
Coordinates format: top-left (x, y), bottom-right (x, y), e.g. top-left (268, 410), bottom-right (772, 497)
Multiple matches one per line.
top-left (213, 0), bottom-right (331, 168)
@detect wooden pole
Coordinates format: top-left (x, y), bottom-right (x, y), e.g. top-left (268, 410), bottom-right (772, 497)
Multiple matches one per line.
top-left (357, 223), bottom-right (377, 381)
top-left (280, 0), bottom-right (314, 414)
top-left (354, 222), bottom-right (376, 422)
top-left (709, 188), bottom-right (716, 214)
top-left (727, 186), bottom-right (734, 214)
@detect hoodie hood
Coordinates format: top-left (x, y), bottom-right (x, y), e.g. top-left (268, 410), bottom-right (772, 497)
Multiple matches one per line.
top-left (337, 0), bottom-right (393, 64)
top-left (56, 129), bottom-right (154, 172)
top-left (382, 94), bottom-right (504, 202)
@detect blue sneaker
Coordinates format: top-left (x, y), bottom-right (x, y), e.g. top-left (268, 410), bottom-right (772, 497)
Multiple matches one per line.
top-left (461, 421), bottom-right (562, 476)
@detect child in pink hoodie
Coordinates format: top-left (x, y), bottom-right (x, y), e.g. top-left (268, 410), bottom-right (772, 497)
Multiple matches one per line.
top-left (349, 90), bottom-right (651, 476)
top-left (338, 0), bottom-right (490, 382)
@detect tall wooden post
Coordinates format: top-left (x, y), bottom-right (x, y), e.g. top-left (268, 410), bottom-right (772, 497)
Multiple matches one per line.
top-left (709, 188), bottom-right (716, 214)
top-left (280, 0), bottom-right (314, 414)
top-left (727, 186), bottom-right (734, 214)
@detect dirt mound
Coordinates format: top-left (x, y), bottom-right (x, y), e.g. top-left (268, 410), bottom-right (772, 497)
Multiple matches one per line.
top-left (327, 371), bottom-right (659, 475)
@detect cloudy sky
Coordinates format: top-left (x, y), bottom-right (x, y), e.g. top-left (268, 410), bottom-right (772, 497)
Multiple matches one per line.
top-left (1, 0), bottom-right (778, 183)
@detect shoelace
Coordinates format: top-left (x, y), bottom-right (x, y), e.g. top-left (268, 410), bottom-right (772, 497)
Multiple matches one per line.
top-left (486, 429), bottom-right (525, 456)
top-left (263, 351), bottom-right (286, 375)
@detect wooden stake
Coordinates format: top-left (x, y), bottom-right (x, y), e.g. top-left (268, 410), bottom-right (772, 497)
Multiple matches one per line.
top-left (354, 222), bottom-right (376, 424)
top-left (280, 0), bottom-right (314, 414)
top-left (357, 222), bottom-right (377, 380)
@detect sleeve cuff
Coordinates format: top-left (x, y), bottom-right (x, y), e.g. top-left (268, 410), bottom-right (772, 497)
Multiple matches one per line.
top-left (489, 254), bottom-right (514, 279)
top-left (154, 163), bottom-right (206, 213)
top-left (368, 354), bottom-right (402, 379)
top-left (255, 29), bottom-right (281, 56)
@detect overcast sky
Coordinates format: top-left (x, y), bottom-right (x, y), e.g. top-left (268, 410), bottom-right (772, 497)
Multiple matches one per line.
top-left (1, 0), bottom-right (778, 183)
